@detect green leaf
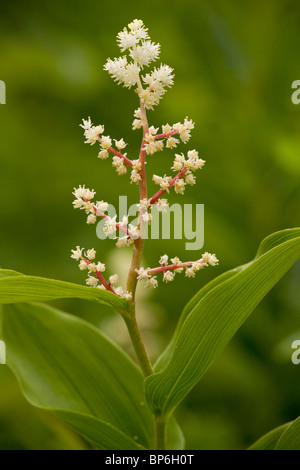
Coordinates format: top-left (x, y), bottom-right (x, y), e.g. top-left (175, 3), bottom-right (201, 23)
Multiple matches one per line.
top-left (0, 273), bottom-right (129, 314)
top-left (145, 228), bottom-right (300, 416)
top-left (0, 302), bottom-right (153, 449)
top-left (154, 228), bottom-right (300, 373)
top-left (248, 423), bottom-right (290, 450)
top-left (51, 410), bottom-right (146, 450)
top-left (275, 416), bottom-right (300, 450)
top-left (0, 269), bottom-right (24, 279)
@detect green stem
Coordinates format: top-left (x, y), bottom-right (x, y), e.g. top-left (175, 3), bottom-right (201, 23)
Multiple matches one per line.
top-left (124, 304), bottom-right (153, 378)
top-left (154, 415), bottom-right (167, 450)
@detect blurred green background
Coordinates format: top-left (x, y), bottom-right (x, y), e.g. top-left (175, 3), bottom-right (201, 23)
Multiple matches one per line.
top-left (0, 0), bottom-right (300, 450)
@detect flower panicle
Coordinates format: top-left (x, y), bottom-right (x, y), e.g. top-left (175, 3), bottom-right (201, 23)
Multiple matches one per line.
top-left (135, 253), bottom-right (219, 288)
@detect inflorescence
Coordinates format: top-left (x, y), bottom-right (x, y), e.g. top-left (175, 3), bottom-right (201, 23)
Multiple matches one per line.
top-left (71, 19), bottom-right (218, 299)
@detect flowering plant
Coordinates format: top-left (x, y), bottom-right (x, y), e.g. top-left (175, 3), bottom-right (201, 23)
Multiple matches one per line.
top-left (0, 19), bottom-right (300, 450)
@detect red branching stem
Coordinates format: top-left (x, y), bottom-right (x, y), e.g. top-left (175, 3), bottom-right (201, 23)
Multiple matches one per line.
top-left (97, 137), bottom-right (133, 167)
top-left (147, 259), bottom-right (206, 275)
top-left (92, 205), bottom-right (131, 237)
top-left (154, 130), bottom-right (179, 140)
top-left (150, 166), bottom-right (188, 205)
top-left (81, 257), bottom-right (117, 295)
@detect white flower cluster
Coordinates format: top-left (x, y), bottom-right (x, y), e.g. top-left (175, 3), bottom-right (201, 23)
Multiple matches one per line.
top-left (135, 252), bottom-right (219, 289)
top-left (104, 19), bottom-right (174, 109)
top-left (136, 197), bottom-right (169, 226)
top-left (72, 185), bottom-right (108, 225)
top-left (80, 117), bottom-right (132, 177)
top-left (152, 150), bottom-right (205, 196)
top-left (139, 118), bottom-right (194, 156)
top-left (80, 117), bottom-right (104, 145)
top-left (70, 246), bottom-right (132, 300)
top-left (130, 159), bottom-right (142, 184)
top-left (72, 186), bottom-right (140, 246)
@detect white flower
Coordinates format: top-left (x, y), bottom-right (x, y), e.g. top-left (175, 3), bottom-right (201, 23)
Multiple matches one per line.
top-left (112, 156), bottom-right (124, 168)
top-left (128, 224), bottom-right (140, 239)
top-left (86, 248), bottom-right (96, 260)
top-left (131, 169), bottom-right (142, 184)
top-left (71, 246), bottom-right (83, 261)
top-left (86, 276), bottom-right (98, 287)
top-left (123, 291), bottom-right (133, 301)
top-left (88, 263), bottom-right (97, 273)
top-left (185, 267), bottom-right (196, 278)
top-left (163, 271), bottom-right (175, 283)
top-left (132, 160), bottom-right (142, 171)
top-left (116, 164), bottom-right (127, 176)
top-left (116, 236), bottom-right (132, 248)
top-left (166, 137), bottom-right (179, 149)
top-left (145, 276), bottom-right (158, 289)
top-left (79, 259), bottom-right (88, 270)
top-left (185, 173), bottom-right (196, 186)
top-left (138, 198), bottom-right (151, 210)
top-left (142, 212), bottom-right (152, 224)
top-left (95, 200), bottom-right (109, 213)
top-left (162, 123), bottom-right (173, 134)
top-left (174, 178), bottom-right (186, 195)
top-left (129, 41), bottom-right (160, 67)
top-left (84, 128), bottom-right (100, 145)
top-left (82, 200), bottom-right (94, 214)
top-left (114, 138), bottom-right (127, 150)
top-left (87, 214), bottom-right (97, 225)
top-left (104, 215), bottom-right (117, 235)
top-left (159, 254), bottom-right (168, 266)
top-left (73, 185), bottom-right (87, 199)
top-left (171, 257), bottom-right (184, 273)
top-left (100, 136), bottom-right (112, 149)
top-left (155, 199), bottom-right (169, 213)
top-left (85, 189), bottom-right (96, 200)
top-left (95, 262), bottom-right (106, 273)
top-left (159, 176), bottom-right (172, 191)
top-left (134, 108), bottom-right (142, 118)
top-left (80, 117), bottom-right (92, 130)
top-left (115, 286), bottom-right (124, 297)
top-left (132, 119), bottom-right (142, 130)
top-left (98, 149), bottom-right (109, 160)
top-left (202, 252), bottom-right (219, 266)
top-left (109, 274), bottom-right (119, 285)
top-left (184, 117), bottom-right (195, 130)
top-left (135, 267), bottom-right (150, 280)
top-left (73, 199), bottom-right (84, 209)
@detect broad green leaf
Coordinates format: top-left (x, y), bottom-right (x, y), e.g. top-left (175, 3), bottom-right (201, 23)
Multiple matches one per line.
top-left (248, 423), bottom-right (290, 450)
top-left (51, 410), bottom-right (146, 450)
top-left (154, 228), bottom-right (300, 372)
top-left (275, 416), bottom-right (300, 450)
top-left (0, 269), bottom-right (24, 279)
top-left (0, 303), bottom-right (153, 449)
top-left (0, 273), bottom-right (129, 314)
top-left (145, 229), bottom-right (300, 416)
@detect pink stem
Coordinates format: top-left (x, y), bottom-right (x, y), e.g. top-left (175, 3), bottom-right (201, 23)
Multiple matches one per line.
top-left (150, 166), bottom-right (188, 205)
top-left (81, 257), bottom-right (117, 295)
top-left (97, 137), bottom-right (133, 167)
top-left (154, 130), bottom-right (179, 140)
top-left (93, 206), bottom-right (130, 237)
top-left (83, 199), bottom-right (131, 237)
top-left (147, 259), bottom-right (206, 275)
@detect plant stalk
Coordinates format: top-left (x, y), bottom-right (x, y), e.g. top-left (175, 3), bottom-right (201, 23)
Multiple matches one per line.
top-left (154, 415), bottom-right (167, 450)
